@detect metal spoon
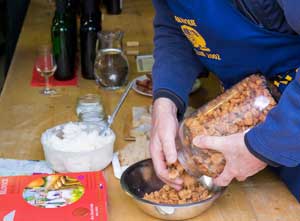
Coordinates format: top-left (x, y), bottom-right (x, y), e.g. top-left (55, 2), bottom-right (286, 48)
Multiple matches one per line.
top-left (100, 80), bottom-right (134, 135)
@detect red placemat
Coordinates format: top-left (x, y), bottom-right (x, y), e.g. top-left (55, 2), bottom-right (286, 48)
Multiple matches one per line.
top-left (31, 63), bottom-right (78, 87)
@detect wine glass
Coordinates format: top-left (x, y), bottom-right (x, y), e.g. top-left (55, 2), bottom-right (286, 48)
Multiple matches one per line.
top-left (36, 45), bottom-right (57, 95)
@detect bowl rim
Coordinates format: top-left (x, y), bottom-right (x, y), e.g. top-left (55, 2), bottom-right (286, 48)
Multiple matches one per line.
top-left (41, 122), bottom-right (116, 154)
top-left (120, 159), bottom-right (226, 208)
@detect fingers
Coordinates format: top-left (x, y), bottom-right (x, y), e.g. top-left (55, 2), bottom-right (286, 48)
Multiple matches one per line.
top-left (160, 136), bottom-right (177, 164)
top-left (192, 135), bottom-right (227, 152)
top-left (152, 157), bottom-right (183, 190)
top-left (150, 98), bottom-right (183, 189)
top-left (213, 164), bottom-right (234, 186)
top-left (150, 137), bottom-right (183, 189)
top-left (157, 170), bottom-right (183, 191)
top-left (236, 176), bottom-right (247, 182)
top-left (192, 133), bottom-right (266, 186)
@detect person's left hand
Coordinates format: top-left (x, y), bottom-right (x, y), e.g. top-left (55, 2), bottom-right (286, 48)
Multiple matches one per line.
top-left (192, 132), bottom-right (267, 186)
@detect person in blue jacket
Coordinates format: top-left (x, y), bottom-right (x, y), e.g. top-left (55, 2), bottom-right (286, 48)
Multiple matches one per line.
top-left (150, 0), bottom-right (300, 201)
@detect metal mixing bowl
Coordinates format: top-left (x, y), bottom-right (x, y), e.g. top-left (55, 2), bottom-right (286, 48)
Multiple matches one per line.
top-left (120, 159), bottom-right (225, 220)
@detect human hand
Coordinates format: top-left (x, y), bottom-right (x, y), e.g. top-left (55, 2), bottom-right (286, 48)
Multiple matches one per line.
top-left (192, 132), bottom-right (267, 186)
top-left (150, 98), bottom-right (183, 190)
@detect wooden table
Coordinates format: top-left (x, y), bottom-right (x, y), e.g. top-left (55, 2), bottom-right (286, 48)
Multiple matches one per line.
top-left (1, 1), bottom-right (299, 220)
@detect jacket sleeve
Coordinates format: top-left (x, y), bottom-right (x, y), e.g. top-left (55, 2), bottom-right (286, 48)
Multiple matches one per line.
top-left (152, 0), bottom-right (206, 119)
top-left (245, 69), bottom-right (300, 167)
top-left (277, 0), bottom-right (300, 34)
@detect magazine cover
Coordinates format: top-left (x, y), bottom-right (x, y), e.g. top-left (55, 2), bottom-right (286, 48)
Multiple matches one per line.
top-left (0, 171), bottom-right (107, 221)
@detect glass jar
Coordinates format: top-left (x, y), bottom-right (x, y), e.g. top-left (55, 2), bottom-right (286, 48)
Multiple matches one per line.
top-left (76, 94), bottom-right (106, 125)
top-left (177, 75), bottom-right (277, 178)
top-left (94, 30), bottom-right (129, 90)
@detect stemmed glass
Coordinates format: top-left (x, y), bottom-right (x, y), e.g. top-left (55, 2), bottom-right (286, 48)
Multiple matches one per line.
top-left (36, 46), bottom-right (57, 95)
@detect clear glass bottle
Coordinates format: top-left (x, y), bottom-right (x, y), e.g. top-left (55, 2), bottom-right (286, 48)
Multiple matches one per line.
top-left (94, 30), bottom-right (129, 90)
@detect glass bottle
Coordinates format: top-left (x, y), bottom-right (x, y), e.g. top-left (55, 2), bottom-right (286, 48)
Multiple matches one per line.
top-left (68, 0), bottom-right (80, 16)
top-left (80, 0), bottom-right (101, 79)
top-left (66, 0), bottom-right (78, 60)
top-left (94, 30), bottom-right (129, 90)
top-left (51, 0), bottom-right (75, 80)
top-left (106, 0), bottom-right (122, 15)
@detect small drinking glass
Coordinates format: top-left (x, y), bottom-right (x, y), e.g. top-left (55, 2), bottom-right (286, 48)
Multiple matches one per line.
top-left (36, 46), bottom-right (57, 95)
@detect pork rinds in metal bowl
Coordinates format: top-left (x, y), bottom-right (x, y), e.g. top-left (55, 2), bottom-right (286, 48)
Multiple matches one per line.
top-left (143, 162), bottom-right (212, 205)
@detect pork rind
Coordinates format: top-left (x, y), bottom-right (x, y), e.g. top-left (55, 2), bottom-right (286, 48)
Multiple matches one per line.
top-left (143, 162), bottom-right (212, 204)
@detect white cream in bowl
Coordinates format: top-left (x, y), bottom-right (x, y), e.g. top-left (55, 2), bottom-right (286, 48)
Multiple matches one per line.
top-left (41, 122), bottom-right (115, 172)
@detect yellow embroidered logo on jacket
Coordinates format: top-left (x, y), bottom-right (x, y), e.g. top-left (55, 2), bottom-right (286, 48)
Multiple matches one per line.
top-left (181, 25), bottom-right (211, 52)
top-left (174, 16), bottom-right (221, 61)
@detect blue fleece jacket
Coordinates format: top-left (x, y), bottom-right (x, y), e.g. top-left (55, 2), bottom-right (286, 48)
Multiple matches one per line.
top-left (152, 0), bottom-right (300, 168)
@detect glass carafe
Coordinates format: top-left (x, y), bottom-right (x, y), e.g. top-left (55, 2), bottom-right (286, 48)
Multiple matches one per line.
top-left (94, 30), bottom-right (129, 90)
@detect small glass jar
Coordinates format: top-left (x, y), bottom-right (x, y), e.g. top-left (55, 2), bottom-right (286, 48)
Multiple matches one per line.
top-left (76, 94), bottom-right (106, 124)
top-left (177, 75), bottom-right (277, 178)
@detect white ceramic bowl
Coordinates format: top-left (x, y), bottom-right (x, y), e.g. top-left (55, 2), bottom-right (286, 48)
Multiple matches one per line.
top-left (41, 122), bottom-right (115, 172)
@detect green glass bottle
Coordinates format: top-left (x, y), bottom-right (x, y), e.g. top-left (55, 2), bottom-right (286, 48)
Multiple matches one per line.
top-left (51, 0), bottom-right (75, 80)
top-left (80, 0), bottom-right (101, 79)
top-left (66, 0), bottom-right (78, 61)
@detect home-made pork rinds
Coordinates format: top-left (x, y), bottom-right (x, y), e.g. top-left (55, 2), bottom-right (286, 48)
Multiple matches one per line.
top-left (182, 74), bottom-right (277, 177)
top-left (168, 161), bottom-right (184, 179)
top-left (143, 182), bottom-right (212, 205)
top-left (144, 161), bottom-right (211, 205)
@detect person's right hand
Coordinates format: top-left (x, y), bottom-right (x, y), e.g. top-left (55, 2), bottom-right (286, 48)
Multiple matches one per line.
top-left (150, 97), bottom-right (183, 190)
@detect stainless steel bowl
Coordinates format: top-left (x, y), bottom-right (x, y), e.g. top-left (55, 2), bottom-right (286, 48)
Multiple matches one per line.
top-left (120, 159), bottom-right (225, 220)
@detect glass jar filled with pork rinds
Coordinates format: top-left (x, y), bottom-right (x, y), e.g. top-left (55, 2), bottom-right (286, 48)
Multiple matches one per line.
top-left (177, 74), bottom-right (277, 178)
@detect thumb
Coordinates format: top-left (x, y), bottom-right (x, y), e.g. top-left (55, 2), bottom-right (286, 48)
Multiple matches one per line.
top-left (213, 164), bottom-right (234, 186)
top-left (192, 135), bottom-right (226, 152)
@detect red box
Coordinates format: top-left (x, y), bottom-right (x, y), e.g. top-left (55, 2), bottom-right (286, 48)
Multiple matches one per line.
top-left (0, 172), bottom-right (107, 221)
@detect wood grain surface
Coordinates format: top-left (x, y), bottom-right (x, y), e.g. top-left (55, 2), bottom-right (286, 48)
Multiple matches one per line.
top-left (0, 0), bottom-right (299, 220)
